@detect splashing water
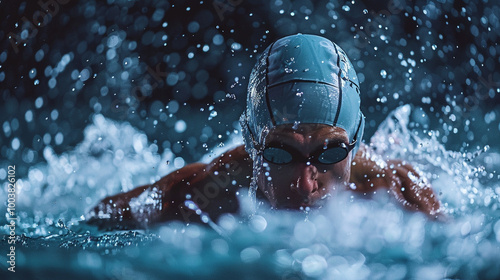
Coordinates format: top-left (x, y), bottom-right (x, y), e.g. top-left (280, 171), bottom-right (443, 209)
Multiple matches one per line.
top-left (371, 105), bottom-right (498, 215)
top-left (1, 107), bottom-right (500, 279)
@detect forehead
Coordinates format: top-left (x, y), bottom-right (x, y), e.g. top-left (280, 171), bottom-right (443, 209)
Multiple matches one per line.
top-left (266, 124), bottom-right (348, 145)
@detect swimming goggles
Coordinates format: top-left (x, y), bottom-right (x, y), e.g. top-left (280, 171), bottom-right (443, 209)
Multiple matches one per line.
top-left (259, 140), bottom-right (356, 165)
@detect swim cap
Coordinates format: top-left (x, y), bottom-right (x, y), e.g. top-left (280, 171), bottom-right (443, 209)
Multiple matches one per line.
top-left (240, 34), bottom-right (365, 160)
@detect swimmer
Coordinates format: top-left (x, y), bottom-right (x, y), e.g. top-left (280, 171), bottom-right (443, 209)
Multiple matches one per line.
top-left (87, 34), bottom-right (442, 229)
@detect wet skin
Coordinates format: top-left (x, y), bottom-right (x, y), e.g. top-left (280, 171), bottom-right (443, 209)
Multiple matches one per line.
top-left (87, 124), bottom-right (442, 230)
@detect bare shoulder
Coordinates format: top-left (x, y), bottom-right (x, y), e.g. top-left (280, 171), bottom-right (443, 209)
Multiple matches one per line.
top-left (171, 144), bottom-right (253, 220)
top-left (207, 144), bottom-right (252, 174)
top-left (350, 143), bottom-right (386, 191)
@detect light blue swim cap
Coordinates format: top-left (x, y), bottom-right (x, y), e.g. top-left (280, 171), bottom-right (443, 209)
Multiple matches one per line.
top-left (240, 34), bottom-right (365, 159)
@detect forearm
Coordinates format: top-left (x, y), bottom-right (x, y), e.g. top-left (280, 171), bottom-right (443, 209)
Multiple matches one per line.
top-left (86, 162), bottom-right (208, 229)
top-left (85, 184), bottom-right (153, 229)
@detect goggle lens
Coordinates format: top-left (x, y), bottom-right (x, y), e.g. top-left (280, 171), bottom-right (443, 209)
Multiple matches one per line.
top-left (317, 144), bottom-right (348, 164)
top-left (262, 147), bottom-right (293, 164)
top-left (262, 143), bottom-right (350, 165)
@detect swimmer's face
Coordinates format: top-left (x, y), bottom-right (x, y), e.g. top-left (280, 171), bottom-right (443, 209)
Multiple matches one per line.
top-left (256, 124), bottom-right (352, 210)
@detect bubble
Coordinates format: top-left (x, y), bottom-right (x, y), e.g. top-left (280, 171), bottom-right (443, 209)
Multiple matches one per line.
top-left (167, 100), bottom-right (179, 113)
top-left (21, 29), bottom-right (29, 40)
top-left (175, 120), bottom-right (187, 133)
top-left (71, 69), bottom-right (80, 80)
top-left (187, 21), bottom-right (200, 33)
top-left (51, 109), bottom-right (59, 120)
top-left (29, 68), bottom-right (37, 79)
top-left (302, 255), bottom-right (327, 277)
top-left (11, 138), bottom-right (20, 150)
top-left (80, 68), bottom-right (90, 81)
top-left (3, 121), bottom-right (10, 136)
top-left (0, 51), bottom-right (7, 63)
top-left (107, 35), bottom-right (121, 48)
top-left (152, 9), bottom-right (165, 21)
top-left (231, 42), bottom-right (242, 50)
top-left (209, 111), bottom-right (218, 119)
top-left (380, 69), bottom-right (387, 78)
top-left (218, 214), bottom-right (237, 232)
top-left (174, 157), bottom-right (185, 168)
top-left (25, 110), bottom-right (33, 122)
top-left (28, 168), bottom-right (44, 182)
top-left (249, 215), bottom-right (267, 232)
top-left (211, 239), bottom-right (229, 255)
top-left (106, 49), bottom-right (116, 60)
top-left (55, 132), bottom-right (64, 145)
top-left (292, 248), bottom-right (312, 261)
top-left (35, 97), bottom-right (44, 108)
top-left (48, 78), bottom-right (57, 89)
top-left (166, 73), bottom-right (179, 86)
top-left (240, 247), bottom-right (260, 263)
top-left (128, 41), bottom-right (137, 50)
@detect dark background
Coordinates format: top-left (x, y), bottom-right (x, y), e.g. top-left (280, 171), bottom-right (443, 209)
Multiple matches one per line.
top-left (1, 0), bottom-right (499, 176)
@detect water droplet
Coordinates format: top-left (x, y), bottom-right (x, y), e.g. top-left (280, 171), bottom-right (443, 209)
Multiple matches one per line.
top-left (380, 69), bottom-right (387, 78)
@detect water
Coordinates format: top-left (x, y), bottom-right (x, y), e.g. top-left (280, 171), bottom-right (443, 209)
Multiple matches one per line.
top-left (2, 0), bottom-right (500, 279)
top-left (1, 106), bottom-right (500, 279)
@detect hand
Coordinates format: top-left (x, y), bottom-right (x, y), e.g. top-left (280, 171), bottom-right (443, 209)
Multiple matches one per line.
top-left (350, 144), bottom-right (444, 220)
top-left (85, 184), bottom-right (154, 230)
top-left (384, 159), bottom-right (444, 219)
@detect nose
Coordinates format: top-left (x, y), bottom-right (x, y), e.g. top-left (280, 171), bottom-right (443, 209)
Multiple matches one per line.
top-left (292, 164), bottom-right (319, 197)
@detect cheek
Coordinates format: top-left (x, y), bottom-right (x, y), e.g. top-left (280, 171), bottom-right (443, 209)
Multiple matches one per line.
top-left (257, 165), bottom-right (295, 198)
top-left (259, 166), bottom-right (287, 188)
top-left (255, 163), bottom-right (279, 197)
top-left (318, 162), bottom-right (351, 184)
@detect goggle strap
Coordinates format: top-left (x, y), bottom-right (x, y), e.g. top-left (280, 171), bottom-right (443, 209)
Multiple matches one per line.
top-left (348, 114), bottom-right (363, 150)
top-left (244, 113), bottom-right (263, 153)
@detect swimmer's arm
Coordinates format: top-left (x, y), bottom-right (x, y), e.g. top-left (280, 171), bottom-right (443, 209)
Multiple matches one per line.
top-left (350, 143), bottom-right (442, 218)
top-left (86, 145), bottom-right (252, 229)
top-left (85, 162), bottom-right (208, 229)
